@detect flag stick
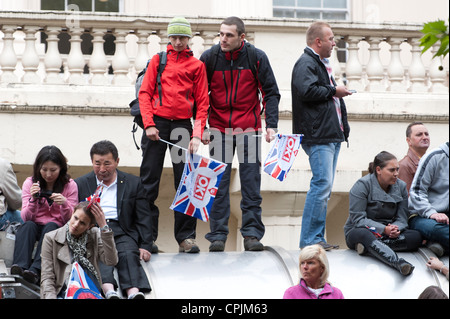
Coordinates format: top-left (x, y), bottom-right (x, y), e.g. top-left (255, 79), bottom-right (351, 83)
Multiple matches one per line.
top-left (159, 138), bottom-right (189, 152)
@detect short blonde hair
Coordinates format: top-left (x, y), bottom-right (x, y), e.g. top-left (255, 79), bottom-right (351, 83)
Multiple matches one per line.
top-left (298, 244), bottom-right (330, 287)
top-left (306, 21), bottom-right (331, 46)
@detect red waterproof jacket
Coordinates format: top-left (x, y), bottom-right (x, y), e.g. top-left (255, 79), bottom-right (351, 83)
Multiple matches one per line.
top-left (200, 42), bottom-right (280, 134)
top-left (138, 44), bottom-right (209, 138)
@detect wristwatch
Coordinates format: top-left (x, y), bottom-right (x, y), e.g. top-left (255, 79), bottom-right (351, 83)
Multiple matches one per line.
top-left (100, 224), bottom-right (111, 232)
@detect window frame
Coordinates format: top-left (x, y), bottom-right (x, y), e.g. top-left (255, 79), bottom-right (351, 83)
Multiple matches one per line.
top-left (273, 0), bottom-right (350, 20)
top-left (41, 0), bottom-right (123, 12)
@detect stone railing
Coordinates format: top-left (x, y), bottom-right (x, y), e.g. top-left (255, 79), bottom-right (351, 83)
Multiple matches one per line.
top-left (1, 10), bottom-right (448, 94)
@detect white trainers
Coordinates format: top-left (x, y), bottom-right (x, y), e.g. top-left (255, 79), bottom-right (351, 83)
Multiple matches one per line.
top-left (105, 290), bottom-right (120, 299)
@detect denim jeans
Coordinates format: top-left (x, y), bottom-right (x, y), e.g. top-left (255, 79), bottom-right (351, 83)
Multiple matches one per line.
top-left (300, 143), bottom-right (341, 248)
top-left (409, 215), bottom-right (449, 253)
top-left (0, 209), bottom-right (23, 230)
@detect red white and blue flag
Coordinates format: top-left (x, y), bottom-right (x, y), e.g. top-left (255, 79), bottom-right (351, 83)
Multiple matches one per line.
top-left (263, 134), bottom-right (303, 182)
top-left (170, 153), bottom-right (227, 222)
top-left (65, 262), bottom-right (103, 299)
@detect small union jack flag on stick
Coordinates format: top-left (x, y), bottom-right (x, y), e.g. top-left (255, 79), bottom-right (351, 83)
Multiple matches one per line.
top-left (86, 182), bottom-right (104, 209)
top-left (170, 153), bottom-right (227, 222)
top-left (263, 134), bottom-right (303, 182)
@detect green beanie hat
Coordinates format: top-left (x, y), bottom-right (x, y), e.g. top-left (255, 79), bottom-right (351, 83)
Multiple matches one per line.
top-left (167, 17), bottom-right (192, 38)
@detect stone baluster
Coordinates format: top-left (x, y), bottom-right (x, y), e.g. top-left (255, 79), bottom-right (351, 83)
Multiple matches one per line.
top-left (387, 37), bottom-right (406, 92)
top-left (331, 41), bottom-right (342, 85)
top-left (134, 30), bottom-right (151, 73)
top-left (67, 27), bottom-right (86, 85)
top-left (0, 25), bottom-right (18, 83)
top-left (89, 28), bottom-right (109, 85)
top-left (44, 26), bottom-right (63, 84)
top-left (111, 29), bottom-right (131, 85)
top-left (21, 26), bottom-right (41, 83)
top-left (159, 30), bottom-right (169, 51)
top-left (407, 38), bottom-right (427, 92)
top-left (365, 37), bottom-right (385, 91)
top-left (344, 36), bottom-right (364, 91)
top-left (428, 44), bottom-right (448, 93)
top-left (201, 30), bottom-right (219, 51)
top-left (246, 32), bottom-right (255, 45)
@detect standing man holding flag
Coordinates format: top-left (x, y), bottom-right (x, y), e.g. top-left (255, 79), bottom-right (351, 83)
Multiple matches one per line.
top-left (200, 17), bottom-right (280, 252)
top-left (292, 21), bottom-right (352, 250)
top-left (139, 17), bottom-right (209, 253)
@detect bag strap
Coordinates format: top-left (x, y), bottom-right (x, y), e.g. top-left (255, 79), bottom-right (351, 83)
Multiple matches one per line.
top-left (156, 51), bottom-right (167, 106)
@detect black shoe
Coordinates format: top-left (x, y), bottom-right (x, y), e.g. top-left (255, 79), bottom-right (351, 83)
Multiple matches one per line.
top-left (244, 237), bottom-right (264, 251)
top-left (209, 240), bottom-right (225, 252)
top-left (23, 270), bottom-right (39, 285)
top-left (10, 264), bottom-right (24, 277)
top-left (318, 241), bottom-right (339, 251)
top-left (151, 243), bottom-right (159, 254)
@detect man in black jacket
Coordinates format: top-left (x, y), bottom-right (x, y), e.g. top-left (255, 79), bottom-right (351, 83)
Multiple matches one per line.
top-left (200, 16), bottom-right (280, 252)
top-left (75, 140), bottom-right (152, 299)
top-left (292, 21), bottom-right (352, 250)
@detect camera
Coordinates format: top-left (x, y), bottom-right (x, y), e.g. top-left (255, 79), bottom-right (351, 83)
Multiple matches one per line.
top-left (37, 190), bottom-right (53, 199)
top-left (34, 190), bottom-right (54, 205)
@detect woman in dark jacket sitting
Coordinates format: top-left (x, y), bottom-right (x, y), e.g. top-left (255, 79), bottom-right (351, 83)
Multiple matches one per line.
top-left (344, 151), bottom-right (422, 276)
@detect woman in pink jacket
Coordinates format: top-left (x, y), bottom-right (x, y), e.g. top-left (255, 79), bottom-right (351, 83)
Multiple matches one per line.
top-left (11, 145), bottom-right (78, 284)
top-left (283, 244), bottom-right (344, 299)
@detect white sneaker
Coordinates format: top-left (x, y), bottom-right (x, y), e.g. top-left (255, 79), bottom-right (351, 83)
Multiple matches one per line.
top-left (105, 290), bottom-right (120, 299)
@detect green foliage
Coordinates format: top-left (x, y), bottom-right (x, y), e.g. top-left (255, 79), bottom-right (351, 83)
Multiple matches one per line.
top-left (420, 19), bottom-right (449, 59)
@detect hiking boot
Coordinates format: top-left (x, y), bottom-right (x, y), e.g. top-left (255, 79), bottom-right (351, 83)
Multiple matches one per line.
top-left (179, 238), bottom-right (200, 253)
top-left (244, 237), bottom-right (264, 251)
top-left (209, 240), bottom-right (225, 252)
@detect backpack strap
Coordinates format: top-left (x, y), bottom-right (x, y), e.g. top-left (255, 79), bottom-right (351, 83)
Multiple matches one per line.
top-left (245, 41), bottom-right (258, 81)
top-left (206, 44), bottom-right (221, 86)
top-left (156, 51), bottom-right (167, 106)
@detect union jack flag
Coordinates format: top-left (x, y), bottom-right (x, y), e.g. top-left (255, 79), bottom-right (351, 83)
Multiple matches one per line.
top-left (65, 262), bottom-right (103, 299)
top-left (86, 182), bottom-right (104, 209)
top-left (263, 134), bottom-right (303, 182)
top-left (170, 153), bottom-right (227, 222)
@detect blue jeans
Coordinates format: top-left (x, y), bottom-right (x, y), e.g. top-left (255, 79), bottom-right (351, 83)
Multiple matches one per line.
top-left (409, 215), bottom-right (449, 253)
top-left (0, 209), bottom-right (23, 230)
top-left (300, 143), bottom-right (341, 248)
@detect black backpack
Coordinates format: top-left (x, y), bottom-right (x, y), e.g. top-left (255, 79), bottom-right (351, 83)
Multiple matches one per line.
top-left (129, 51), bottom-right (167, 149)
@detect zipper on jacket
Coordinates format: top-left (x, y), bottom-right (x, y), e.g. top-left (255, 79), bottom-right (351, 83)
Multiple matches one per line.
top-left (228, 58), bottom-right (234, 128)
top-left (222, 71), bottom-right (228, 105)
top-left (234, 69), bottom-right (241, 104)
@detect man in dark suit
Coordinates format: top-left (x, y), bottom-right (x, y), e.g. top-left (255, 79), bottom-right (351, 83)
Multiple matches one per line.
top-left (75, 140), bottom-right (152, 299)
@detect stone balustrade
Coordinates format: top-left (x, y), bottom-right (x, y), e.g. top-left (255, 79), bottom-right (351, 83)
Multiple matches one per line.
top-left (1, 11), bottom-right (448, 93)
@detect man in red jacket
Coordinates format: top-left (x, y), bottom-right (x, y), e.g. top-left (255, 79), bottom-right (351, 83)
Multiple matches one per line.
top-left (200, 17), bottom-right (280, 252)
top-left (139, 17), bottom-right (209, 253)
